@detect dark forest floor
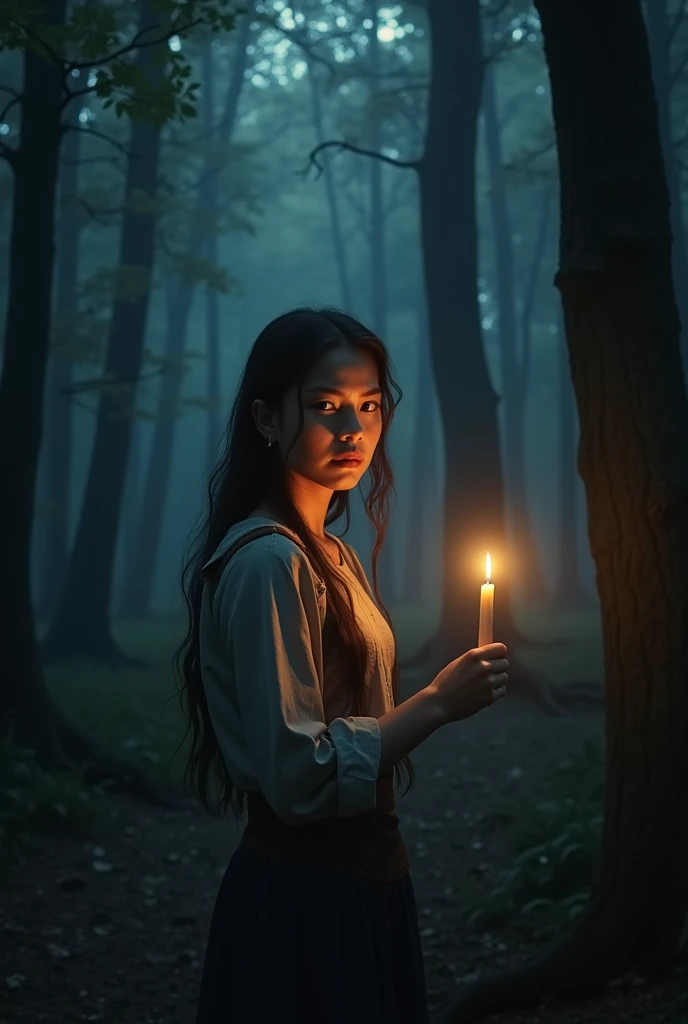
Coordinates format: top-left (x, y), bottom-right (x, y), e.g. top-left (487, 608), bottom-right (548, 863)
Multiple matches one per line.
top-left (1, 671), bottom-right (686, 1024)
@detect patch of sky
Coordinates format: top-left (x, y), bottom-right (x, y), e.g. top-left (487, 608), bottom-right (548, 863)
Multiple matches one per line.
top-left (168, 34), bottom-right (182, 52)
top-left (292, 60), bottom-right (308, 79)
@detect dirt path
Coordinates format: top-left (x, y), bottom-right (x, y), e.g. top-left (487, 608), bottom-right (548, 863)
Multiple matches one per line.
top-left (1, 688), bottom-right (685, 1023)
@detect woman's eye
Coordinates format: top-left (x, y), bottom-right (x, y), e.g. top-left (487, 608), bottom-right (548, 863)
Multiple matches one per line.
top-left (313, 399), bottom-right (380, 413)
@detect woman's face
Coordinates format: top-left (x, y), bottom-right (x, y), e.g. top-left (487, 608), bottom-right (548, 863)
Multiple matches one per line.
top-left (263, 344), bottom-right (384, 497)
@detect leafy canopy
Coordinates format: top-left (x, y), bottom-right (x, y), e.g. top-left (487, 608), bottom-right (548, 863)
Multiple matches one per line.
top-left (0, 0), bottom-right (244, 126)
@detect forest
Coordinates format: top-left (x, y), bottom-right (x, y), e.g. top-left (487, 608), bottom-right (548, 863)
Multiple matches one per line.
top-left (1, 0), bottom-right (687, 1022)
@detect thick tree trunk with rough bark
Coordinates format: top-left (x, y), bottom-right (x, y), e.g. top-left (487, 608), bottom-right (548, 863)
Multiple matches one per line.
top-left (436, 1), bottom-right (688, 1019)
top-left (549, 312), bottom-right (591, 609)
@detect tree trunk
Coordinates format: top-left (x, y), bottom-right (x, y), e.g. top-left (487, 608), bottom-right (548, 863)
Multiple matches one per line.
top-left (41, 21), bottom-right (164, 665)
top-left (436, 1), bottom-right (688, 1017)
top-left (117, 278), bottom-right (194, 619)
top-left (418, 4), bottom-right (522, 651)
top-left (549, 309), bottom-right (591, 609)
top-left (307, 64), bottom-right (353, 310)
top-left (0, 0), bottom-right (69, 756)
top-left (36, 110), bottom-right (81, 620)
top-left (401, 289), bottom-right (441, 604)
top-left (117, 17), bottom-right (251, 620)
top-left (114, 413), bottom-right (143, 615)
top-left (0, 4), bottom-right (169, 805)
top-left (202, 39), bottom-right (222, 466)
top-left (367, 0), bottom-right (396, 606)
top-left (483, 60), bottom-right (547, 604)
top-left (407, 0), bottom-right (566, 716)
top-left (645, 0), bottom-right (688, 378)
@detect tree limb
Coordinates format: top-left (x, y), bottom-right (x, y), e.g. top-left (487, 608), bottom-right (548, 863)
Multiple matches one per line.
top-left (0, 86), bottom-right (22, 125)
top-left (64, 19), bottom-right (203, 72)
top-left (302, 139), bottom-right (420, 179)
top-left (63, 124), bottom-right (133, 158)
top-left (68, 194), bottom-right (127, 226)
top-left (0, 141), bottom-right (17, 168)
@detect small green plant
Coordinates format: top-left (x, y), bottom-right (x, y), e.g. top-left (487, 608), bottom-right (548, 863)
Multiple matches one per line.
top-left (0, 723), bottom-right (106, 876)
top-left (461, 739), bottom-right (604, 930)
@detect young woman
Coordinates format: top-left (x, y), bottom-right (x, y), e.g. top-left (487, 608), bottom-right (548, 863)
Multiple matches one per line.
top-left (175, 307), bottom-right (508, 1024)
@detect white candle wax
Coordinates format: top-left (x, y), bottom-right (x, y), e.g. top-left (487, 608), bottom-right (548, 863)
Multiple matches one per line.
top-left (478, 552), bottom-right (494, 647)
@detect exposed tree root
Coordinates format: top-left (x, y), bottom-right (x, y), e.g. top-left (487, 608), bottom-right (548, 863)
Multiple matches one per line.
top-left (431, 903), bottom-right (673, 1024)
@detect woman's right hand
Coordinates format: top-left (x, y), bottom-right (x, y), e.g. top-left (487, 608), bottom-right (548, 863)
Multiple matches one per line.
top-left (428, 643), bottom-right (509, 725)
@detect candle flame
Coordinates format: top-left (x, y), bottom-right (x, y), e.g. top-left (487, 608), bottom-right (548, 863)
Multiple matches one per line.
top-left (485, 552), bottom-right (492, 582)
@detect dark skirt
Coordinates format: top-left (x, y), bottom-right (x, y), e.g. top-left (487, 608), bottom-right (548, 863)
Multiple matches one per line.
top-left (195, 844), bottom-right (429, 1024)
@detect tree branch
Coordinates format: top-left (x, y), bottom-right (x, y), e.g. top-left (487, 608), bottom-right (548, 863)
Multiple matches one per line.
top-left (302, 140), bottom-right (420, 179)
top-left (64, 19), bottom-right (203, 71)
top-left (0, 141), bottom-right (17, 168)
top-left (63, 124), bottom-right (134, 158)
top-left (0, 86), bottom-right (22, 125)
top-left (68, 195), bottom-right (127, 226)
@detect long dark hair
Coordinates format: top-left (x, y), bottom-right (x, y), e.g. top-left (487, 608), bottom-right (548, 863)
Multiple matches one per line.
top-left (172, 306), bottom-right (414, 822)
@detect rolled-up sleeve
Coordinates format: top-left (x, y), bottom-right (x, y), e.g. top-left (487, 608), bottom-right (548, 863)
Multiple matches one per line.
top-left (211, 535), bottom-right (381, 825)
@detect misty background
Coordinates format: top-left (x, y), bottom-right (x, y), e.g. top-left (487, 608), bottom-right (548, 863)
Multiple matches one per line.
top-left (14, 2), bottom-right (597, 626)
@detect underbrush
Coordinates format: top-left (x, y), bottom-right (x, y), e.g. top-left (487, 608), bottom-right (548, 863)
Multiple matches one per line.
top-left (460, 738), bottom-right (604, 931)
top-left (0, 723), bottom-right (108, 875)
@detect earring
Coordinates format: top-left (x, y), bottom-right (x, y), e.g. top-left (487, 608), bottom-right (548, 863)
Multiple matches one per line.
top-left (267, 437), bottom-right (273, 448)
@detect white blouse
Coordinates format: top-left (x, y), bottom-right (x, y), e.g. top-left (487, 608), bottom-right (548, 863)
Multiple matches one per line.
top-left (198, 516), bottom-right (396, 826)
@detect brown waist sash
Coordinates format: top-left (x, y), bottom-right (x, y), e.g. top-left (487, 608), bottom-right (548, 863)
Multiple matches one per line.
top-left (240, 772), bottom-right (409, 883)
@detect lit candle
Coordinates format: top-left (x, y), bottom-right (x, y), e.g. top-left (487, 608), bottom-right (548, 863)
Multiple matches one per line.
top-left (478, 552), bottom-right (494, 647)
